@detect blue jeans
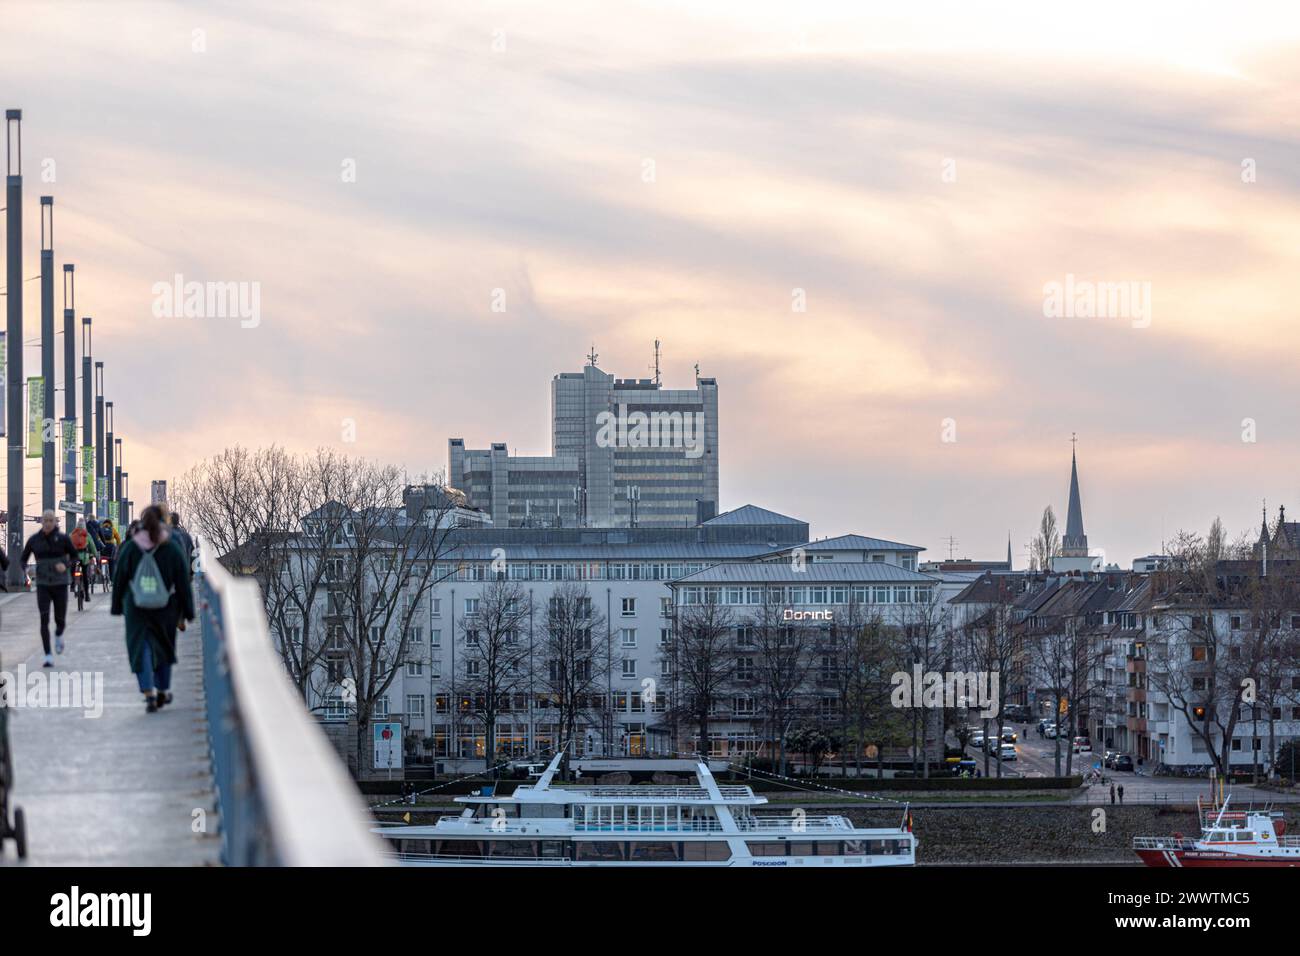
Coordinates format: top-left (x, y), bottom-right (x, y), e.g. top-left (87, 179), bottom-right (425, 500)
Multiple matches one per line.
top-left (135, 640), bottom-right (173, 694)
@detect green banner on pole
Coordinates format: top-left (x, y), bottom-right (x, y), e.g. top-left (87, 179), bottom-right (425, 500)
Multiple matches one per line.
top-left (82, 445), bottom-right (94, 502)
top-left (26, 376), bottom-right (44, 459)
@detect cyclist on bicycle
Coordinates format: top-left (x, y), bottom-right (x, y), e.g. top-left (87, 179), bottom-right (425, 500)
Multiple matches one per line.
top-left (70, 519), bottom-right (98, 603)
top-left (99, 516), bottom-right (121, 583)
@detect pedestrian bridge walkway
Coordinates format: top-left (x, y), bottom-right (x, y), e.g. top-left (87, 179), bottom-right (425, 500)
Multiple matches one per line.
top-left (0, 589), bottom-right (219, 866)
top-left (0, 547), bottom-right (386, 867)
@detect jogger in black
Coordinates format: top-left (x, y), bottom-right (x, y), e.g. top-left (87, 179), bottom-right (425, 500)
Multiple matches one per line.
top-left (21, 511), bottom-right (77, 667)
top-left (35, 585), bottom-right (69, 656)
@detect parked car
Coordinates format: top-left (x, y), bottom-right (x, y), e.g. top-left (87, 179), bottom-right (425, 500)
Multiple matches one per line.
top-left (1073, 737), bottom-right (1092, 753)
top-left (1102, 750), bottom-right (1118, 768)
top-left (970, 733), bottom-right (986, 750)
top-left (997, 744), bottom-right (1018, 761)
top-left (1113, 754), bottom-right (1134, 772)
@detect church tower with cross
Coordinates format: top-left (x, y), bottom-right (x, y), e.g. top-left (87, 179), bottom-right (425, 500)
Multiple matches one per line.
top-left (1053, 435), bottom-right (1102, 572)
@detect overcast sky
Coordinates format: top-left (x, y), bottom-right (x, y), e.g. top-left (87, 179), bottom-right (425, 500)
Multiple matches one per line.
top-left (3, 0), bottom-right (1299, 563)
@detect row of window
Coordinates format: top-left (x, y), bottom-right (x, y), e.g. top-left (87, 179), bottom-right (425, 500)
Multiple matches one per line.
top-left (677, 585), bottom-right (933, 606)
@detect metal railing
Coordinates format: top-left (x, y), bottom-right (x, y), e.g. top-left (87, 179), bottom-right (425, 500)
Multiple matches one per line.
top-left (198, 538), bottom-right (387, 866)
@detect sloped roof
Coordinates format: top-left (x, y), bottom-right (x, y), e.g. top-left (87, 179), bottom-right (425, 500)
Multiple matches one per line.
top-left (700, 504), bottom-right (804, 526)
top-left (803, 533), bottom-right (924, 552)
top-left (673, 562), bottom-right (936, 585)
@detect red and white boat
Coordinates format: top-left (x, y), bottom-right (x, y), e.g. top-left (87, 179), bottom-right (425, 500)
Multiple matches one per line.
top-left (1134, 796), bottom-right (1299, 867)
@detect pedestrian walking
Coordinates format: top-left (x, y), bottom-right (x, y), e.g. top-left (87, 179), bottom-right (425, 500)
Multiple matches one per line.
top-left (21, 511), bottom-right (77, 665)
top-left (1110, 783), bottom-right (1116, 805)
top-left (110, 505), bottom-right (196, 713)
top-left (160, 504), bottom-right (194, 575)
top-left (1118, 784), bottom-right (1125, 804)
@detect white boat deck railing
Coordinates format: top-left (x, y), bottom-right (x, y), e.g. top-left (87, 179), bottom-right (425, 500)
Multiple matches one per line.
top-left (737, 815), bottom-right (855, 832)
top-left (1132, 836), bottom-right (1195, 850)
top-left (531, 784), bottom-right (757, 802)
top-left (432, 813), bottom-right (858, 834)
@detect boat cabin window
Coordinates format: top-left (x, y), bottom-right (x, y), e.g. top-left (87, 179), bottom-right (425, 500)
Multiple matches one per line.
top-left (747, 839), bottom-right (908, 857)
top-left (572, 840), bottom-right (731, 862)
top-left (1235, 831), bottom-right (1254, 841)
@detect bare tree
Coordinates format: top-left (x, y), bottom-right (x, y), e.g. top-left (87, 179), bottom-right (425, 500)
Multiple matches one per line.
top-left (750, 595), bottom-right (814, 776)
top-left (824, 598), bottom-right (892, 777)
top-left (665, 593), bottom-right (734, 760)
top-left (1032, 506), bottom-right (1060, 573)
top-left (894, 593), bottom-right (951, 778)
top-left (459, 579), bottom-right (533, 775)
top-left (539, 582), bottom-right (609, 774)
top-left (326, 463), bottom-right (458, 777)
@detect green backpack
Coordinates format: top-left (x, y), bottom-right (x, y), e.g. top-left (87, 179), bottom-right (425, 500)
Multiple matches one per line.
top-left (130, 545), bottom-right (173, 610)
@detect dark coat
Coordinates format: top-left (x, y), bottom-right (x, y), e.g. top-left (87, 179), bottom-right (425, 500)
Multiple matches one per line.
top-left (111, 535), bottom-right (196, 674)
top-left (22, 528), bottom-right (76, 586)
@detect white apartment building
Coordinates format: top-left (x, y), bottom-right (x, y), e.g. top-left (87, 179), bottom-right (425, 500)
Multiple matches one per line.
top-left (299, 504), bottom-right (936, 774)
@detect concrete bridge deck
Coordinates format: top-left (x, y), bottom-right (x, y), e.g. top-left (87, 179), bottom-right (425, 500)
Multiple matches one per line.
top-left (0, 588), bottom-right (220, 866)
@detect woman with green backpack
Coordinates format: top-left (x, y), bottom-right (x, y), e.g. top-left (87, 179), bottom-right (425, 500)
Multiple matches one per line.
top-left (110, 505), bottom-right (196, 713)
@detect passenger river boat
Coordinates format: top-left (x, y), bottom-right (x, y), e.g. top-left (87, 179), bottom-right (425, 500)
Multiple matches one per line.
top-left (375, 752), bottom-right (917, 867)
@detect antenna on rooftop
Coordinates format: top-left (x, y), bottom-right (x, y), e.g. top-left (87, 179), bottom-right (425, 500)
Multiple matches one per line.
top-left (652, 339), bottom-right (661, 386)
top-left (945, 535), bottom-right (958, 560)
top-left (587, 344), bottom-right (599, 367)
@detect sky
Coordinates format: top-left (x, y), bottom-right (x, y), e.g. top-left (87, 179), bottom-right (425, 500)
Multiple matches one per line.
top-left (2, 0), bottom-right (1300, 564)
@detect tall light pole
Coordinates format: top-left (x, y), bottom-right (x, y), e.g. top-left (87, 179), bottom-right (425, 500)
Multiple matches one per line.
top-left (5, 109), bottom-right (24, 586)
top-left (105, 401), bottom-right (114, 524)
top-left (114, 436), bottom-right (122, 519)
top-left (94, 360), bottom-right (104, 518)
top-left (62, 264), bottom-right (76, 528)
top-left (39, 195), bottom-right (54, 512)
top-left (81, 317), bottom-right (92, 514)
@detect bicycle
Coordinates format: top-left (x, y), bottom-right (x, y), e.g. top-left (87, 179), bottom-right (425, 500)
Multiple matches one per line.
top-left (73, 562), bottom-right (88, 611)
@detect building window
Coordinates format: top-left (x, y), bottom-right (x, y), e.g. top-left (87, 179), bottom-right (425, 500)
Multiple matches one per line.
top-left (622, 597), bottom-right (637, 617)
top-left (406, 661), bottom-right (423, 677)
top-left (621, 659), bottom-right (637, 679)
top-left (660, 597), bottom-right (672, 617)
top-left (464, 598), bottom-right (480, 615)
top-left (406, 695), bottom-right (425, 718)
top-left (324, 694), bottom-right (348, 721)
top-left (621, 628), bottom-right (637, 648)
top-left (431, 597), bottom-right (442, 617)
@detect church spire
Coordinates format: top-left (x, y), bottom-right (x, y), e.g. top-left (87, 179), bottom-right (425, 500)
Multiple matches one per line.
top-left (1007, 532), bottom-right (1013, 571)
top-left (1062, 434), bottom-right (1088, 557)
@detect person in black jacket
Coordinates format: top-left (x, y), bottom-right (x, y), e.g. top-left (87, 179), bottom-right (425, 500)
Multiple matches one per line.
top-left (21, 510), bottom-right (77, 666)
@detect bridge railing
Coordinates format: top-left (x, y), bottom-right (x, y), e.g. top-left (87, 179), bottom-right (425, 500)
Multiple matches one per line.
top-left (197, 538), bottom-right (387, 866)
